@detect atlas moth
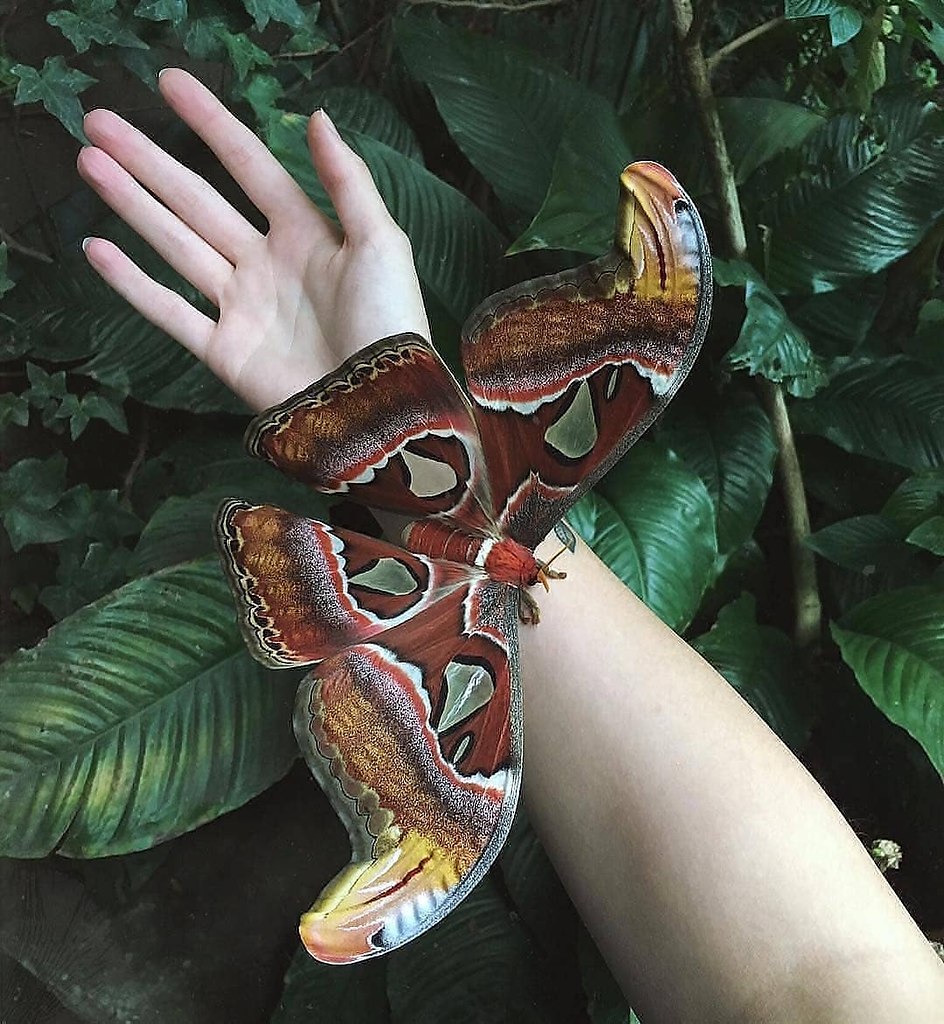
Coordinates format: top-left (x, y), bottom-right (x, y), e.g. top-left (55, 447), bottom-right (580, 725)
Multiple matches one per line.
top-left (216, 161), bottom-right (711, 964)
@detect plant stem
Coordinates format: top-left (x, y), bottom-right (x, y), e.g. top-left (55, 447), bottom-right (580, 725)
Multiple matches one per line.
top-left (706, 15), bottom-right (786, 74)
top-left (669, 0), bottom-right (822, 648)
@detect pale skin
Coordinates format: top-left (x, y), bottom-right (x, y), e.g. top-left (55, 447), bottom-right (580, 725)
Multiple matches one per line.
top-left (79, 69), bottom-right (944, 1023)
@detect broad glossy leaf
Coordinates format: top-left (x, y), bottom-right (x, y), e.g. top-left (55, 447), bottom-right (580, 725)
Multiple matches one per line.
top-left (832, 586), bottom-right (944, 778)
top-left (881, 470), bottom-right (944, 531)
top-left (509, 97), bottom-right (632, 255)
top-left (693, 594), bottom-right (811, 750)
top-left (765, 98), bottom-right (944, 293)
top-left (266, 113), bottom-right (505, 322)
top-left (271, 949), bottom-right (390, 1023)
top-left (805, 514), bottom-right (914, 573)
top-left (660, 400), bottom-right (777, 557)
top-left (385, 876), bottom-right (554, 1024)
top-left (791, 357), bottom-right (944, 470)
top-left (569, 444), bottom-right (717, 632)
top-left (717, 98), bottom-right (825, 184)
top-left (789, 276), bottom-right (885, 358)
top-left (907, 516), bottom-right (944, 555)
top-left (308, 85), bottom-right (422, 161)
top-left (396, 15), bottom-right (593, 214)
top-left (11, 57), bottom-right (97, 141)
top-left (0, 558), bottom-right (300, 857)
top-left (784, 0), bottom-right (863, 44)
top-left (716, 262), bottom-right (828, 397)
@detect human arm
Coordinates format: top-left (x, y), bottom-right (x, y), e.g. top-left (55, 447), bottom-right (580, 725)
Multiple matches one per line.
top-left (78, 69), bottom-right (944, 1023)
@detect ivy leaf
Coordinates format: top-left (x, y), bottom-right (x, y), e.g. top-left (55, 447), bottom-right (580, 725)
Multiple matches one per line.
top-left (235, 73), bottom-right (285, 126)
top-left (791, 357), bottom-right (944, 470)
top-left (0, 394), bottom-right (29, 432)
top-left (569, 443), bottom-right (718, 632)
top-left (10, 58), bottom-right (97, 142)
top-left (243, 0), bottom-right (310, 32)
top-left (693, 593), bottom-right (812, 750)
top-left (715, 261), bottom-right (828, 398)
top-left (660, 399), bottom-right (778, 558)
top-left (0, 455), bottom-right (72, 549)
top-left (223, 31), bottom-right (273, 80)
top-left (833, 586), bottom-right (944, 779)
top-left (134, 0), bottom-right (188, 24)
top-left (47, 0), bottom-right (148, 53)
top-left (0, 558), bottom-right (301, 857)
top-left (509, 96), bottom-right (631, 256)
top-left (39, 541), bottom-right (133, 620)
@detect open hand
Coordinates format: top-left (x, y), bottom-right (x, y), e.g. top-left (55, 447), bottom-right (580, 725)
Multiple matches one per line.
top-left (77, 68), bottom-right (430, 412)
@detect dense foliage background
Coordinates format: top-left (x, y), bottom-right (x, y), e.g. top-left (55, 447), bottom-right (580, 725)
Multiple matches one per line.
top-left (2, 0), bottom-right (944, 1019)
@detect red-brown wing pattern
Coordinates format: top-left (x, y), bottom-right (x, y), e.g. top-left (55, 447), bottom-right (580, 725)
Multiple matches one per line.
top-left (244, 334), bottom-right (494, 533)
top-left (461, 162), bottom-right (712, 549)
top-left (291, 579), bottom-right (521, 963)
top-left (216, 500), bottom-right (479, 668)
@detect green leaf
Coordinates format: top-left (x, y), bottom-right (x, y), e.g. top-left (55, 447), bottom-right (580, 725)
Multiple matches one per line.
top-left (882, 470), bottom-right (944, 531)
top-left (912, 0), bottom-right (944, 28)
top-left (266, 114), bottom-right (506, 322)
top-left (784, 0), bottom-right (863, 43)
top-left (271, 948), bottom-right (390, 1023)
top-left (0, 455), bottom-right (71, 550)
top-left (765, 98), bottom-right (944, 293)
top-left (905, 298), bottom-right (944, 371)
top-left (134, 0), bottom-right (188, 24)
top-left (243, 0), bottom-right (310, 31)
top-left (660, 399), bottom-right (778, 557)
top-left (833, 586), bottom-right (944, 778)
top-left (0, 558), bottom-right (301, 857)
top-left (806, 514), bottom-right (915, 572)
top-left (693, 594), bottom-right (812, 751)
top-left (223, 30), bottom-right (274, 80)
top-left (718, 263), bottom-right (828, 397)
top-left (569, 443), bottom-right (717, 632)
top-left (182, 15), bottom-right (227, 60)
top-left (397, 15), bottom-right (595, 214)
top-left (509, 96), bottom-right (631, 256)
top-left (717, 97), bottom-right (825, 184)
top-left (0, 393), bottom-right (29, 432)
top-left (11, 58), bottom-right (97, 141)
top-left (385, 876), bottom-right (553, 1024)
top-left (791, 357), bottom-right (944, 470)
top-left (0, 242), bottom-right (15, 297)
top-left (39, 541), bottom-right (132, 620)
top-left (789, 276), bottom-right (885, 359)
top-left (237, 73), bottom-right (285, 126)
top-left (907, 515), bottom-right (944, 555)
top-left (47, 0), bottom-right (148, 53)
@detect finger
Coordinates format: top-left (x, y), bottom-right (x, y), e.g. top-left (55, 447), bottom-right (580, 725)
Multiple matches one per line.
top-left (78, 146), bottom-right (232, 305)
top-left (158, 68), bottom-right (328, 235)
top-left (307, 110), bottom-right (401, 244)
top-left (83, 107), bottom-right (261, 263)
top-left (82, 237), bottom-right (215, 360)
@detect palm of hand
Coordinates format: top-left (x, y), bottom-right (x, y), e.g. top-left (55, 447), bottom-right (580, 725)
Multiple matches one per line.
top-left (78, 69), bottom-right (428, 412)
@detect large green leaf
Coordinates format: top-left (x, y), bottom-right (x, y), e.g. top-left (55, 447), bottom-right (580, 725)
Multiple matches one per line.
top-left (882, 469), bottom-right (944, 531)
top-left (660, 399), bottom-right (778, 557)
top-left (266, 113), bottom-right (506, 323)
top-left (832, 586), bottom-right (944, 778)
top-left (303, 85), bottom-right (423, 162)
top-left (717, 97), bottom-right (825, 184)
top-left (509, 96), bottom-right (631, 256)
top-left (784, 0), bottom-right (863, 44)
top-left (791, 357), bottom-right (944, 470)
top-left (765, 98), bottom-right (944, 293)
top-left (385, 876), bottom-right (555, 1024)
top-left (692, 593), bottom-right (812, 751)
top-left (568, 444), bottom-right (717, 631)
top-left (271, 949), bottom-right (390, 1023)
top-left (0, 558), bottom-right (300, 857)
top-left (805, 514), bottom-right (915, 573)
top-left (396, 15), bottom-right (594, 214)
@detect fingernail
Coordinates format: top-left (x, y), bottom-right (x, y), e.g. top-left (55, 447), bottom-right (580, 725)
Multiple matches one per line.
top-left (158, 68), bottom-right (170, 82)
top-left (81, 237), bottom-right (93, 254)
top-left (318, 108), bottom-right (341, 139)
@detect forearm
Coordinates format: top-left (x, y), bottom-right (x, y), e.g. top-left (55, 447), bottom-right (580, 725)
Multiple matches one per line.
top-left (521, 537), bottom-right (944, 1023)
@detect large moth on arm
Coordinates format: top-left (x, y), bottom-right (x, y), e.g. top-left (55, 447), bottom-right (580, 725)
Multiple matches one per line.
top-left (216, 162), bottom-right (711, 964)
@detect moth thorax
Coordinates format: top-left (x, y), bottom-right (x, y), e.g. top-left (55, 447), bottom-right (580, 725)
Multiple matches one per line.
top-left (482, 537), bottom-right (540, 589)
